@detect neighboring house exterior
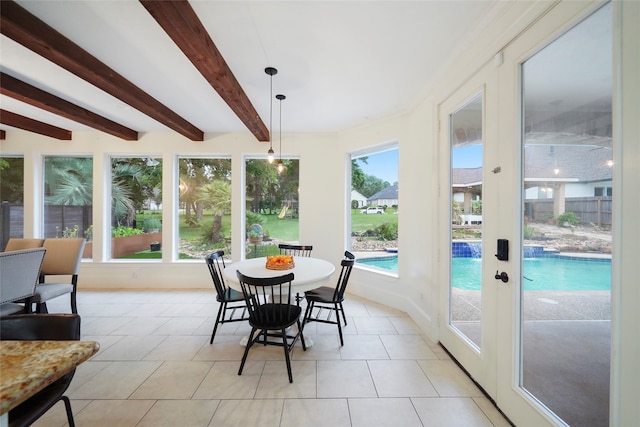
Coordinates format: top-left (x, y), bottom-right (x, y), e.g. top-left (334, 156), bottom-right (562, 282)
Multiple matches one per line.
top-left (368, 185), bottom-right (398, 207)
top-left (350, 189), bottom-right (368, 208)
top-left (452, 142), bottom-right (613, 224)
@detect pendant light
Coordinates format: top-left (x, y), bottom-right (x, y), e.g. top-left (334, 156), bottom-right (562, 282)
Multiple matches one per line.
top-left (276, 94), bottom-right (286, 173)
top-left (265, 67), bottom-right (277, 163)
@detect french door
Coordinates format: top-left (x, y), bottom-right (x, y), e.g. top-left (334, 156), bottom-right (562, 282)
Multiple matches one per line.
top-left (438, 2), bottom-right (612, 426)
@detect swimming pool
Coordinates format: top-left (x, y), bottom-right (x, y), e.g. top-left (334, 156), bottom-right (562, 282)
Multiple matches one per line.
top-left (357, 255), bottom-right (611, 291)
top-left (357, 255), bottom-right (398, 271)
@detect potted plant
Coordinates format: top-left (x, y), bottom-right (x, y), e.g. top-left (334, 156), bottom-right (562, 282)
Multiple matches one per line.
top-left (248, 228), bottom-right (262, 244)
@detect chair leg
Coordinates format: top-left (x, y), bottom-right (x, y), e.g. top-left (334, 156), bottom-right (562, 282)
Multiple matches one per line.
top-left (302, 301), bottom-right (314, 329)
top-left (335, 303), bottom-right (344, 346)
top-left (297, 320), bottom-right (307, 351)
top-left (282, 328), bottom-right (293, 383)
top-left (210, 302), bottom-right (225, 344)
top-left (61, 395), bottom-right (76, 427)
top-left (36, 302), bottom-right (49, 314)
top-left (71, 292), bottom-right (78, 314)
top-left (238, 328), bottom-right (257, 376)
top-left (339, 302), bottom-right (347, 326)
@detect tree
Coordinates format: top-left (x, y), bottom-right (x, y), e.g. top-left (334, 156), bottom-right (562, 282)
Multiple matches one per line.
top-left (246, 159), bottom-right (279, 213)
top-left (110, 160), bottom-right (145, 226)
top-left (0, 157), bottom-right (24, 203)
top-left (44, 157), bottom-right (93, 206)
top-left (179, 158), bottom-right (231, 224)
top-left (196, 180), bottom-right (231, 243)
top-left (351, 157), bottom-right (367, 195)
top-left (361, 175), bottom-right (389, 198)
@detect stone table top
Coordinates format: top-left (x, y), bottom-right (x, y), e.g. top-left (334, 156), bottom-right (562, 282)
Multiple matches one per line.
top-left (0, 340), bottom-right (100, 414)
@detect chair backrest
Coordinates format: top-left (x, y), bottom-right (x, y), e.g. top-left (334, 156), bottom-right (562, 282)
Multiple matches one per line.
top-left (236, 271), bottom-right (295, 325)
top-left (40, 238), bottom-right (86, 276)
top-left (278, 244), bottom-right (313, 257)
top-left (0, 313), bottom-right (81, 341)
top-left (4, 238), bottom-right (45, 252)
top-left (205, 250), bottom-right (228, 296)
top-left (0, 248), bottom-right (47, 304)
top-left (334, 252), bottom-right (356, 300)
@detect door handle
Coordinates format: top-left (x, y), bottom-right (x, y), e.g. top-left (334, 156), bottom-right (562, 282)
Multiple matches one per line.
top-left (495, 271), bottom-right (509, 283)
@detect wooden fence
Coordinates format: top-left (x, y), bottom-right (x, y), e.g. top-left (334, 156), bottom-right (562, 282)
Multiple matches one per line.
top-left (524, 197), bottom-right (612, 226)
top-left (1, 202), bottom-right (92, 250)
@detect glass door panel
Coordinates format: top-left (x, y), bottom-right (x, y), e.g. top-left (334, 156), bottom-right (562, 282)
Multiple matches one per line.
top-left (450, 93), bottom-right (483, 349)
top-left (521, 3), bottom-right (612, 425)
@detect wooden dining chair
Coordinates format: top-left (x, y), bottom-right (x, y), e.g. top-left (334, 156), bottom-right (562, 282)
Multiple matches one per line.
top-left (302, 251), bottom-right (355, 346)
top-left (205, 250), bottom-right (249, 344)
top-left (0, 314), bottom-right (81, 427)
top-left (236, 270), bottom-right (307, 383)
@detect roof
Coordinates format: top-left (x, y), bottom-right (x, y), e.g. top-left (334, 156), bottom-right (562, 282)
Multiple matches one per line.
top-left (369, 185), bottom-right (398, 201)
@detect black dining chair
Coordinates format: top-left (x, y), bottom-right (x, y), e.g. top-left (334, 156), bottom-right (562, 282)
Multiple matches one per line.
top-left (205, 250), bottom-right (249, 344)
top-left (278, 244), bottom-right (313, 305)
top-left (0, 314), bottom-right (81, 427)
top-left (278, 244), bottom-right (313, 257)
top-left (303, 251), bottom-right (355, 346)
top-left (236, 270), bottom-right (307, 383)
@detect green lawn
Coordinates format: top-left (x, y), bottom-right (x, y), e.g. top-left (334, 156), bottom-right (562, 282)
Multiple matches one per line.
top-left (127, 208), bottom-right (398, 259)
top-left (350, 208), bottom-right (398, 233)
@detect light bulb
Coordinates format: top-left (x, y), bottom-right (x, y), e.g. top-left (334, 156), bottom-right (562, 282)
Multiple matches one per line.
top-left (277, 160), bottom-right (284, 173)
top-left (268, 148), bottom-right (274, 163)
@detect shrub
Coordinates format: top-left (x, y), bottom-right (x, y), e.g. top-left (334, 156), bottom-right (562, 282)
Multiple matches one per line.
top-left (524, 226), bottom-right (536, 239)
top-left (375, 222), bottom-right (398, 240)
top-left (112, 226), bottom-right (144, 238)
top-left (142, 218), bottom-right (162, 231)
top-left (557, 211), bottom-right (579, 226)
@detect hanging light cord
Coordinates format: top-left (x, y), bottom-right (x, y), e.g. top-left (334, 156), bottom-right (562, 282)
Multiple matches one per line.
top-left (265, 67), bottom-right (277, 162)
top-left (276, 94), bottom-right (286, 172)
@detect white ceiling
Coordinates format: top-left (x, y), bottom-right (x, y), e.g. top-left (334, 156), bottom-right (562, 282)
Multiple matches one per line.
top-left (0, 1), bottom-right (499, 137)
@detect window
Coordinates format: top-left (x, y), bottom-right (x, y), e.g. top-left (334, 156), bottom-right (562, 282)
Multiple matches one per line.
top-left (0, 156), bottom-right (24, 240)
top-left (594, 187), bottom-right (612, 197)
top-left (177, 157), bottom-right (232, 259)
top-left (450, 93), bottom-right (483, 349)
top-left (521, 3), bottom-right (612, 424)
top-left (244, 158), bottom-right (299, 259)
top-left (43, 156), bottom-right (93, 258)
top-left (350, 146), bottom-right (399, 273)
top-left (110, 156), bottom-right (162, 260)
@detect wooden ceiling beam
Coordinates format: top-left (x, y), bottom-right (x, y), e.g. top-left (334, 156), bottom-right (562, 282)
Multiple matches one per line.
top-left (1, 73), bottom-right (139, 141)
top-left (0, 0), bottom-right (203, 141)
top-left (0, 109), bottom-right (72, 140)
top-left (140, 0), bottom-right (269, 142)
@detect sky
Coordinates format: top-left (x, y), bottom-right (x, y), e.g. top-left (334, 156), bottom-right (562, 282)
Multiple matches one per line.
top-left (453, 145), bottom-right (483, 168)
top-left (355, 144), bottom-right (481, 185)
top-left (356, 149), bottom-right (398, 184)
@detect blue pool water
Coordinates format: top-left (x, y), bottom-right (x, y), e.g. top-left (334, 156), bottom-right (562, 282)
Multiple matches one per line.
top-left (358, 256), bottom-right (398, 271)
top-left (452, 257), bottom-right (611, 291)
top-left (358, 255), bottom-right (611, 291)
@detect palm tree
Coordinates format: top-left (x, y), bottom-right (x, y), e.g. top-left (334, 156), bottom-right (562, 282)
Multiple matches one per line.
top-left (196, 180), bottom-right (231, 244)
top-left (44, 157), bottom-right (92, 206)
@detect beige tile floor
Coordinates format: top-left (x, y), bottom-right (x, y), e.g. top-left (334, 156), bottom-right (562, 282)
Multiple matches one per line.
top-left (33, 290), bottom-right (512, 427)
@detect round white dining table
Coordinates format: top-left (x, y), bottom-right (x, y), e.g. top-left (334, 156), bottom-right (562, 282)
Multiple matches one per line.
top-left (223, 256), bottom-right (336, 293)
top-left (222, 256), bottom-right (335, 348)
